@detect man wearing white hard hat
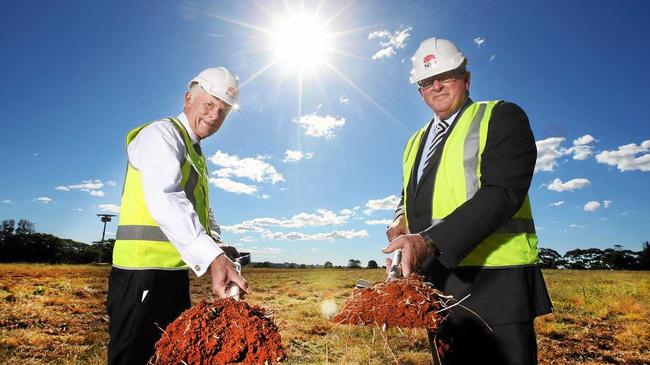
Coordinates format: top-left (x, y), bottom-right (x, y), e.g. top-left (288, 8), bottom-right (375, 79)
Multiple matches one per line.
top-left (107, 67), bottom-right (250, 364)
top-left (383, 38), bottom-right (552, 364)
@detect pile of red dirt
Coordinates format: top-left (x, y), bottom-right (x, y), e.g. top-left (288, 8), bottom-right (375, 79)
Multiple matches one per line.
top-left (149, 299), bottom-right (286, 365)
top-left (331, 275), bottom-right (449, 331)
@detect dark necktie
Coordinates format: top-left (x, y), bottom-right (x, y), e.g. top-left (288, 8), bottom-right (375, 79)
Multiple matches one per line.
top-left (193, 143), bottom-right (203, 156)
top-left (422, 119), bottom-right (449, 171)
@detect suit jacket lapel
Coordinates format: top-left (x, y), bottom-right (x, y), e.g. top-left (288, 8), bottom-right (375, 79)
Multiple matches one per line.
top-left (409, 120), bottom-right (434, 198)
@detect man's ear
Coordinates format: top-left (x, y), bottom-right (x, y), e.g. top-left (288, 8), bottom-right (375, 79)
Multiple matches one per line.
top-left (464, 72), bottom-right (471, 93)
top-left (184, 91), bottom-right (192, 109)
top-left (418, 88), bottom-right (424, 97)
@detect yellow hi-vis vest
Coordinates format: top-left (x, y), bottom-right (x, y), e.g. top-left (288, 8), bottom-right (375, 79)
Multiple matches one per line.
top-left (112, 117), bottom-right (211, 270)
top-left (402, 101), bottom-right (539, 267)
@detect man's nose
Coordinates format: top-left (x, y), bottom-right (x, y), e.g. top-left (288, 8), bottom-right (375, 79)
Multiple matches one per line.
top-left (431, 79), bottom-right (444, 91)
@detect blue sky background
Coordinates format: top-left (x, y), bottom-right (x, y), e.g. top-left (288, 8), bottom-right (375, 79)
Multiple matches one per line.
top-left (1, 0), bottom-right (648, 266)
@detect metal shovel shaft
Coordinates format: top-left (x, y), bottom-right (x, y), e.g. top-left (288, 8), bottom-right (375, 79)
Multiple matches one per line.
top-left (385, 249), bottom-right (402, 283)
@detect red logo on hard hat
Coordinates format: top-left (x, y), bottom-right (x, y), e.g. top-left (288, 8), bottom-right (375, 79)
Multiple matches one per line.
top-left (423, 54), bottom-right (435, 63)
top-left (226, 86), bottom-right (238, 99)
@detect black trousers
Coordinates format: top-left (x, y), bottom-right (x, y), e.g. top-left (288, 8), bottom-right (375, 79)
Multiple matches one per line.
top-left (429, 321), bottom-right (538, 365)
top-left (107, 268), bottom-right (191, 365)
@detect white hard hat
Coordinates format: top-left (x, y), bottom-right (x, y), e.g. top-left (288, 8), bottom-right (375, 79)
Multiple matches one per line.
top-left (409, 37), bottom-right (466, 84)
top-left (188, 67), bottom-right (239, 106)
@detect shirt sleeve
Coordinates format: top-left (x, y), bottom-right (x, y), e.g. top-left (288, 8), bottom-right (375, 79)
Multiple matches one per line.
top-left (208, 208), bottom-right (223, 243)
top-left (420, 102), bottom-right (537, 269)
top-left (128, 121), bottom-right (223, 276)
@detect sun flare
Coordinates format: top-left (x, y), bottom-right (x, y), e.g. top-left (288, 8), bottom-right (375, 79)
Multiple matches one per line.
top-left (271, 14), bottom-right (331, 71)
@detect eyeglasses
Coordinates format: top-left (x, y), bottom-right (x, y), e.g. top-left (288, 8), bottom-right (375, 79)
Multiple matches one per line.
top-left (202, 101), bottom-right (232, 116)
top-left (418, 70), bottom-right (465, 90)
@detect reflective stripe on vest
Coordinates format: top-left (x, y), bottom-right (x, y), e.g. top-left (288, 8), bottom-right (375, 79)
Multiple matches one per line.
top-left (112, 117), bottom-right (211, 270)
top-left (402, 101), bottom-right (539, 267)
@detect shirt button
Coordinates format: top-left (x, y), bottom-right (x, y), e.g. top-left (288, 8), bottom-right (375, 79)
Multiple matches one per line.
top-left (414, 213), bottom-right (420, 218)
top-left (195, 265), bottom-right (201, 271)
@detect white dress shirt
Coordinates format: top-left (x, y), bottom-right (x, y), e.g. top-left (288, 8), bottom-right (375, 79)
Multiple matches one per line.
top-left (127, 113), bottom-right (223, 276)
top-left (416, 109), bottom-right (461, 184)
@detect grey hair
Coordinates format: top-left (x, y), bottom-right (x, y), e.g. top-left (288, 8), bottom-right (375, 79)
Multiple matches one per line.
top-left (188, 83), bottom-right (207, 100)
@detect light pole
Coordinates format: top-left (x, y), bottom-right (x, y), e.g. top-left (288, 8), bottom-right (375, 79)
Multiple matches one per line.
top-left (97, 214), bottom-right (116, 243)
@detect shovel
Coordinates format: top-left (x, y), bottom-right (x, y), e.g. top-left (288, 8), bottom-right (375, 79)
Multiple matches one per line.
top-left (226, 251), bottom-right (250, 301)
top-left (355, 249), bottom-right (402, 289)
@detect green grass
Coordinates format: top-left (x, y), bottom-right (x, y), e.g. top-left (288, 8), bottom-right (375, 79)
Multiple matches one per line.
top-left (1, 265), bottom-right (649, 364)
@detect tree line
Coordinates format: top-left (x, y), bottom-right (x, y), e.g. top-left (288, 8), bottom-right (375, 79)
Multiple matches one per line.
top-left (1, 218), bottom-right (649, 269)
top-left (539, 244), bottom-right (650, 270)
top-left (0, 219), bottom-right (113, 264)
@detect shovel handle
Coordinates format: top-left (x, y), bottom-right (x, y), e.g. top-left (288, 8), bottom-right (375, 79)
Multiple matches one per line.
top-left (227, 261), bottom-right (242, 301)
top-left (385, 249), bottom-right (402, 283)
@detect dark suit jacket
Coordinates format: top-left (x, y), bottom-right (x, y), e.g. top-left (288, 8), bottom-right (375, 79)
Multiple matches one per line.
top-left (396, 98), bottom-right (552, 326)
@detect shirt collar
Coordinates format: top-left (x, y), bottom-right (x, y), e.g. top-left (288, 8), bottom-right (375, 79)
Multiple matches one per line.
top-left (177, 113), bottom-right (200, 144)
top-left (434, 97), bottom-right (472, 125)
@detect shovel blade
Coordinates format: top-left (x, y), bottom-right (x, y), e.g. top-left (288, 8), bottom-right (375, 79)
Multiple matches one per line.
top-left (355, 279), bottom-right (373, 289)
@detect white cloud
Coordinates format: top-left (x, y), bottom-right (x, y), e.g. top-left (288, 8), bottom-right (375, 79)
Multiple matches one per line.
top-left (1, 199), bottom-right (14, 205)
top-left (209, 177), bottom-right (258, 195)
top-left (107, 180), bottom-right (118, 186)
top-left (595, 140), bottom-right (650, 172)
top-left (549, 201), bottom-right (565, 206)
top-left (75, 208), bottom-right (84, 212)
top-left (371, 47), bottom-right (396, 60)
top-left (570, 224), bottom-right (586, 229)
top-left (368, 30), bottom-right (390, 39)
top-left (573, 135), bottom-right (595, 146)
top-left (365, 195), bottom-right (400, 214)
top-left (262, 229), bottom-right (368, 241)
top-left (547, 178), bottom-right (591, 192)
top-left (247, 247), bottom-right (282, 254)
top-left (535, 137), bottom-right (566, 172)
top-left (489, 54), bottom-right (496, 62)
top-left (35, 196), bottom-right (52, 204)
top-left (293, 113), bottom-right (346, 139)
top-left (603, 200), bottom-right (612, 208)
top-left (259, 194), bottom-right (271, 200)
top-left (473, 37), bottom-right (485, 47)
top-left (339, 95), bottom-right (350, 104)
top-left (54, 179), bottom-right (106, 197)
top-left (368, 25), bottom-right (412, 60)
top-left (247, 209), bottom-right (352, 228)
top-left (584, 201), bottom-right (601, 212)
top-left (365, 219), bottom-right (392, 225)
top-left (98, 204), bottom-right (120, 213)
top-left (535, 135), bottom-right (597, 171)
top-left (208, 151), bottom-right (284, 184)
top-left (283, 150), bottom-right (314, 162)
top-left (566, 134), bottom-right (597, 160)
top-left (221, 222), bottom-right (269, 234)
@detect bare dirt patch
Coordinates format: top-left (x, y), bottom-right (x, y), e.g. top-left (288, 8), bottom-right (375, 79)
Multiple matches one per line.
top-left (149, 299), bottom-right (286, 365)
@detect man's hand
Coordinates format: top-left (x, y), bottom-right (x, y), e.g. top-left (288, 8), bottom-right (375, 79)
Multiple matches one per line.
top-left (208, 254), bottom-right (251, 299)
top-left (382, 233), bottom-right (428, 276)
top-left (386, 215), bottom-right (408, 242)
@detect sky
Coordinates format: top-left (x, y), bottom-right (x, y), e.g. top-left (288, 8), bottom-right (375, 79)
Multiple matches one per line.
top-left (1, 0), bottom-right (649, 266)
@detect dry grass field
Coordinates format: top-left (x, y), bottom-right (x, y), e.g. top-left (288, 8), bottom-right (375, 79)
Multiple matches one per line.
top-left (0, 264), bottom-right (648, 364)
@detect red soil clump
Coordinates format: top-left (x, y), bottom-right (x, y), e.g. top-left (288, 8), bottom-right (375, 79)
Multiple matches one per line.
top-left (331, 275), bottom-right (449, 331)
top-left (150, 299), bottom-right (286, 365)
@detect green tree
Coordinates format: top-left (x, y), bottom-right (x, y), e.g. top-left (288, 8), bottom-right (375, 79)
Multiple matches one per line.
top-left (367, 260), bottom-right (378, 269)
top-left (323, 261), bottom-right (333, 269)
top-left (539, 248), bottom-right (564, 269)
top-left (15, 219), bottom-right (35, 235)
top-left (1, 219), bottom-right (16, 240)
top-left (348, 259), bottom-right (361, 269)
top-left (638, 241), bottom-right (650, 270)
